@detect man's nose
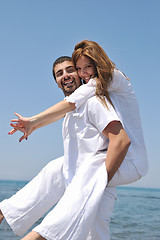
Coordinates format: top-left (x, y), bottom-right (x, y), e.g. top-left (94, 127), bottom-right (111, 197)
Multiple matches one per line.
top-left (63, 70), bottom-right (70, 79)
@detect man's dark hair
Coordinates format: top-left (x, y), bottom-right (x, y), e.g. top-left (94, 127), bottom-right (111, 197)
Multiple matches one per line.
top-left (52, 56), bottom-right (72, 80)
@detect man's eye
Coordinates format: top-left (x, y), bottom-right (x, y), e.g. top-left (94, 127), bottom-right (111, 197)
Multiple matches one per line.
top-left (67, 69), bottom-right (74, 73)
top-left (67, 68), bottom-right (76, 73)
top-left (56, 72), bottom-right (62, 77)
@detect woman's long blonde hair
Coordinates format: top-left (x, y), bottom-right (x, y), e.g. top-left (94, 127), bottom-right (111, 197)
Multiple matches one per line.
top-left (72, 40), bottom-right (116, 108)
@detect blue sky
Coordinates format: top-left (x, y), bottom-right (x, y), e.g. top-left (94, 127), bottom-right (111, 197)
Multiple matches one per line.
top-left (0, 0), bottom-right (160, 189)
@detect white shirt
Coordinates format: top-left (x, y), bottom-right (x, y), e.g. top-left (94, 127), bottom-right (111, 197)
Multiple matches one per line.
top-left (62, 96), bottom-right (120, 184)
top-left (65, 69), bottom-right (149, 177)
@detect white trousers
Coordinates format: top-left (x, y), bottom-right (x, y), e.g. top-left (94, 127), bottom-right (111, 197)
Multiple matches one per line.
top-left (0, 156), bottom-right (141, 240)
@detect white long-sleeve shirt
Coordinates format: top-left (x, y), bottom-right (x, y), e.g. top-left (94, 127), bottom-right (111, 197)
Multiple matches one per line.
top-left (65, 69), bottom-right (148, 177)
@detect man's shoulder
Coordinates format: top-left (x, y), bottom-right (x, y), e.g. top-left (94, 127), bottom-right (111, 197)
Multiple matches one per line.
top-left (85, 96), bottom-right (110, 112)
top-left (75, 96), bottom-right (100, 115)
top-left (85, 95), bottom-right (100, 107)
top-left (86, 95), bottom-right (98, 102)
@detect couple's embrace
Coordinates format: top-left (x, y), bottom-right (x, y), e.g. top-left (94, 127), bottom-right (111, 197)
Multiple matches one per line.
top-left (0, 40), bottom-right (148, 240)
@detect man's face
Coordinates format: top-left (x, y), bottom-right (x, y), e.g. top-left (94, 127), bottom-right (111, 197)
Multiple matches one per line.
top-left (54, 61), bottom-right (81, 96)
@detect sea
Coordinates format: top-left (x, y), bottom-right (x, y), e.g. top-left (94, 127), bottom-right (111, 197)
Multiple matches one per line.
top-left (0, 180), bottom-right (160, 240)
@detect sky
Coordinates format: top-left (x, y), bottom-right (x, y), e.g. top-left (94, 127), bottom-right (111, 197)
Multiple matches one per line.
top-left (0, 0), bottom-right (160, 189)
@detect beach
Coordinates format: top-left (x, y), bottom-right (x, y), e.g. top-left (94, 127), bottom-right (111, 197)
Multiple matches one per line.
top-left (0, 180), bottom-right (160, 240)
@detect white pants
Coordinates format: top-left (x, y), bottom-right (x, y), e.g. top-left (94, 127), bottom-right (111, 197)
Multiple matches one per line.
top-left (0, 156), bottom-right (141, 240)
top-left (109, 157), bottom-right (142, 187)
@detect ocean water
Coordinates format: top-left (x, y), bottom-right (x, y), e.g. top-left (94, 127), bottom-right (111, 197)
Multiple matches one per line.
top-left (0, 180), bottom-right (160, 240)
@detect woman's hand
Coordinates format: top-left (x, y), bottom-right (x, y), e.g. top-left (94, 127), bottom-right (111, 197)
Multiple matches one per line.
top-left (8, 113), bottom-right (35, 142)
top-left (8, 100), bottom-right (76, 142)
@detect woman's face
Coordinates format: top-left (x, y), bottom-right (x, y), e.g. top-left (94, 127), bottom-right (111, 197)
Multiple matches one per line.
top-left (76, 55), bottom-right (97, 83)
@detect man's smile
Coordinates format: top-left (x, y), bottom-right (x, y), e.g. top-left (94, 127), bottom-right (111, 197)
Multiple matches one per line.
top-left (63, 79), bottom-right (74, 87)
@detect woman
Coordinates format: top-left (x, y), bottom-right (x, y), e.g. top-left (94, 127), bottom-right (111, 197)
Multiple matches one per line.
top-left (68, 40), bottom-right (148, 185)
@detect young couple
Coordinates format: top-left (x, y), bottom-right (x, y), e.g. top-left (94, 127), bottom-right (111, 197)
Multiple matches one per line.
top-left (0, 40), bottom-right (148, 240)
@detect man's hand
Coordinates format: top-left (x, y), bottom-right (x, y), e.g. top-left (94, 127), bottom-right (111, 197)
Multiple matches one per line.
top-left (0, 210), bottom-right (4, 224)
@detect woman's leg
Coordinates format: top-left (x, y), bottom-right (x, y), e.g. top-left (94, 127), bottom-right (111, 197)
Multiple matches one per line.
top-left (108, 159), bottom-right (142, 187)
top-left (0, 156), bottom-right (65, 236)
top-left (21, 187), bottom-right (116, 240)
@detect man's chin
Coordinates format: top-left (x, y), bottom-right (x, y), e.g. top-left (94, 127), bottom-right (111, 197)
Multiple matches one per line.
top-left (63, 86), bottom-right (76, 96)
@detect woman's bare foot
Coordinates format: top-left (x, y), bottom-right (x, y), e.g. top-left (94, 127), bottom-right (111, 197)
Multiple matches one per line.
top-left (21, 231), bottom-right (46, 240)
top-left (0, 210), bottom-right (4, 224)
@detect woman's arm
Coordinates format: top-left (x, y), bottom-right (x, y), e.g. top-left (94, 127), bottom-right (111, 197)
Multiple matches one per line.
top-left (29, 100), bottom-right (75, 128)
top-left (9, 100), bottom-right (75, 142)
top-left (65, 78), bottom-right (95, 108)
top-left (9, 80), bottom-right (96, 142)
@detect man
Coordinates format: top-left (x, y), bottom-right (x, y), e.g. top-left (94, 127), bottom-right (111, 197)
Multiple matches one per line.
top-left (0, 56), bottom-right (130, 240)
